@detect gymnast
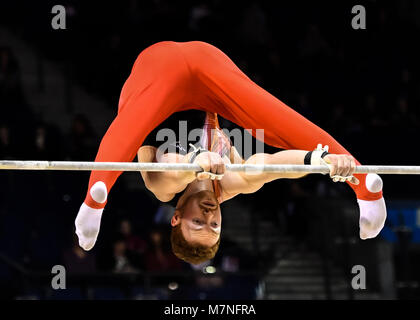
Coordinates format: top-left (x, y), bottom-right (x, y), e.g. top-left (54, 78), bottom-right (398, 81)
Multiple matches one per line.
top-left (75, 41), bottom-right (386, 264)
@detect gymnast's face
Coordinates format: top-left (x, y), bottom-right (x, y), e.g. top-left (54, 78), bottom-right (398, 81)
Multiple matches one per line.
top-left (171, 190), bottom-right (221, 247)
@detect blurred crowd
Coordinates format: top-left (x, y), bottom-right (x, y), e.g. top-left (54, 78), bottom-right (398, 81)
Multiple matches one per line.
top-left (1, 0), bottom-right (420, 299)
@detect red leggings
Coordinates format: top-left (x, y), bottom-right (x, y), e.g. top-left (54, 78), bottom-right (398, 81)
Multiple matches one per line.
top-left (84, 41), bottom-right (382, 209)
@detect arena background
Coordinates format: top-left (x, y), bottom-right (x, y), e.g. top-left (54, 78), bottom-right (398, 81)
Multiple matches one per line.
top-left (0, 0), bottom-right (419, 300)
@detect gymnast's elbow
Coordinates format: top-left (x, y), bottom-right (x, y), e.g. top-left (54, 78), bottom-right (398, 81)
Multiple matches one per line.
top-left (143, 174), bottom-right (182, 201)
top-left (142, 180), bottom-right (172, 202)
top-left (143, 178), bottom-right (157, 193)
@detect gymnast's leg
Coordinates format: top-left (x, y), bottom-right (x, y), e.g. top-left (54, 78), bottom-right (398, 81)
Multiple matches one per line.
top-left (75, 41), bottom-right (193, 250)
top-left (186, 41), bottom-right (386, 239)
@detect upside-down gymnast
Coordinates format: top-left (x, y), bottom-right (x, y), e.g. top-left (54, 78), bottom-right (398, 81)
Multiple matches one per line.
top-left (75, 41), bottom-right (386, 265)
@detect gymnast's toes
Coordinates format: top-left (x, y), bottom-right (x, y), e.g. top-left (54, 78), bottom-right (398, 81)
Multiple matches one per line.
top-left (76, 231), bottom-right (98, 251)
top-left (75, 221), bottom-right (100, 251)
top-left (74, 202), bottom-right (104, 251)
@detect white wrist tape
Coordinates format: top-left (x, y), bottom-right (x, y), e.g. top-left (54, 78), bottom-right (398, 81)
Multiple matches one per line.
top-left (197, 171), bottom-right (224, 180)
top-left (310, 144), bottom-right (329, 166)
top-left (311, 144), bottom-right (354, 182)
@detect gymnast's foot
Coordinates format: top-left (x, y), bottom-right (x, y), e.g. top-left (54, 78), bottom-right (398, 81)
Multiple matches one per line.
top-left (75, 181), bottom-right (107, 250)
top-left (357, 174), bottom-right (387, 240)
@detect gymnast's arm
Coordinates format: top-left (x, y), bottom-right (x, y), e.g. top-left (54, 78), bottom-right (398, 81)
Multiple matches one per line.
top-left (137, 146), bottom-right (226, 202)
top-left (224, 150), bottom-right (357, 196)
top-left (137, 146), bottom-right (197, 202)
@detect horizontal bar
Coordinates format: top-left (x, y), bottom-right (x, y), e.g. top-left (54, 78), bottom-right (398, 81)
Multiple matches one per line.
top-left (1, 160), bottom-right (420, 174)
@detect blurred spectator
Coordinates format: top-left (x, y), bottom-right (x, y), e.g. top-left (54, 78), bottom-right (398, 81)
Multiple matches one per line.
top-left (214, 236), bottom-right (257, 272)
top-left (392, 96), bottom-right (418, 128)
top-left (0, 124), bottom-right (14, 159)
top-left (189, 2), bottom-right (212, 32)
top-left (31, 121), bottom-right (62, 160)
top-left (0, 46), bottom-right (25, 109)
top-left (114, 219), bottom-right (148, 270)
top-left (112, 238), bottom-right (139, 274)
top-left (363, 93), bottom-right (388, 129)
top-left (195, 273), bottom-right (224, 291)
top-left (118, 219), bottom-right (148, 254)
top-left (67, 114), bottom-right (97, 160)
top-left (237, 2), bottom-right (270, 46)
top-left (144, 228), bottom-right (182, 272)
top-left (153, 204), bottom-right (175, 225)
top-left (62, 234), bottom-right (96, 274)
top-left (298, 24), bottom-right (331, 58)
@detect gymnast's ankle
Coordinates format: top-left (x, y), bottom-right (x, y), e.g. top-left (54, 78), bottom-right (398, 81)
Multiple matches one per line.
top-left (353, 173), bottom-right (383, 201)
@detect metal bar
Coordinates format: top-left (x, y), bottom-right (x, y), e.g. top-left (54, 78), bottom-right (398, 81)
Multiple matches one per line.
top-left (1, 160), bottom-right (420, 174)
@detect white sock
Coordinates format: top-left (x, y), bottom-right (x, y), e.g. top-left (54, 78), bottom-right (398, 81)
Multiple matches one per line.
top-left (357, 174), bottom-right (387, 240)
top-left (75, 181), bottom-right (107, 251)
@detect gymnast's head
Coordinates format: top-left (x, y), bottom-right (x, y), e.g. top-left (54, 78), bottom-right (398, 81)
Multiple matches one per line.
top-left (170, 189), bottom-right (221, 265)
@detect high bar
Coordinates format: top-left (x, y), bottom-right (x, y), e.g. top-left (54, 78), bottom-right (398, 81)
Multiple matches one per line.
top-left (1, 160), bottom-right (420, 174)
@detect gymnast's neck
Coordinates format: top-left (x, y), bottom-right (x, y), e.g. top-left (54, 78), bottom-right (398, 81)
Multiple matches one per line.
top-left (185, 179), bottom-right (213, 196)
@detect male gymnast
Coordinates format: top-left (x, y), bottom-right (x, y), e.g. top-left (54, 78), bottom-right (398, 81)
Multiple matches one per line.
top-left (75, 41), bottom-right (386, 264)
